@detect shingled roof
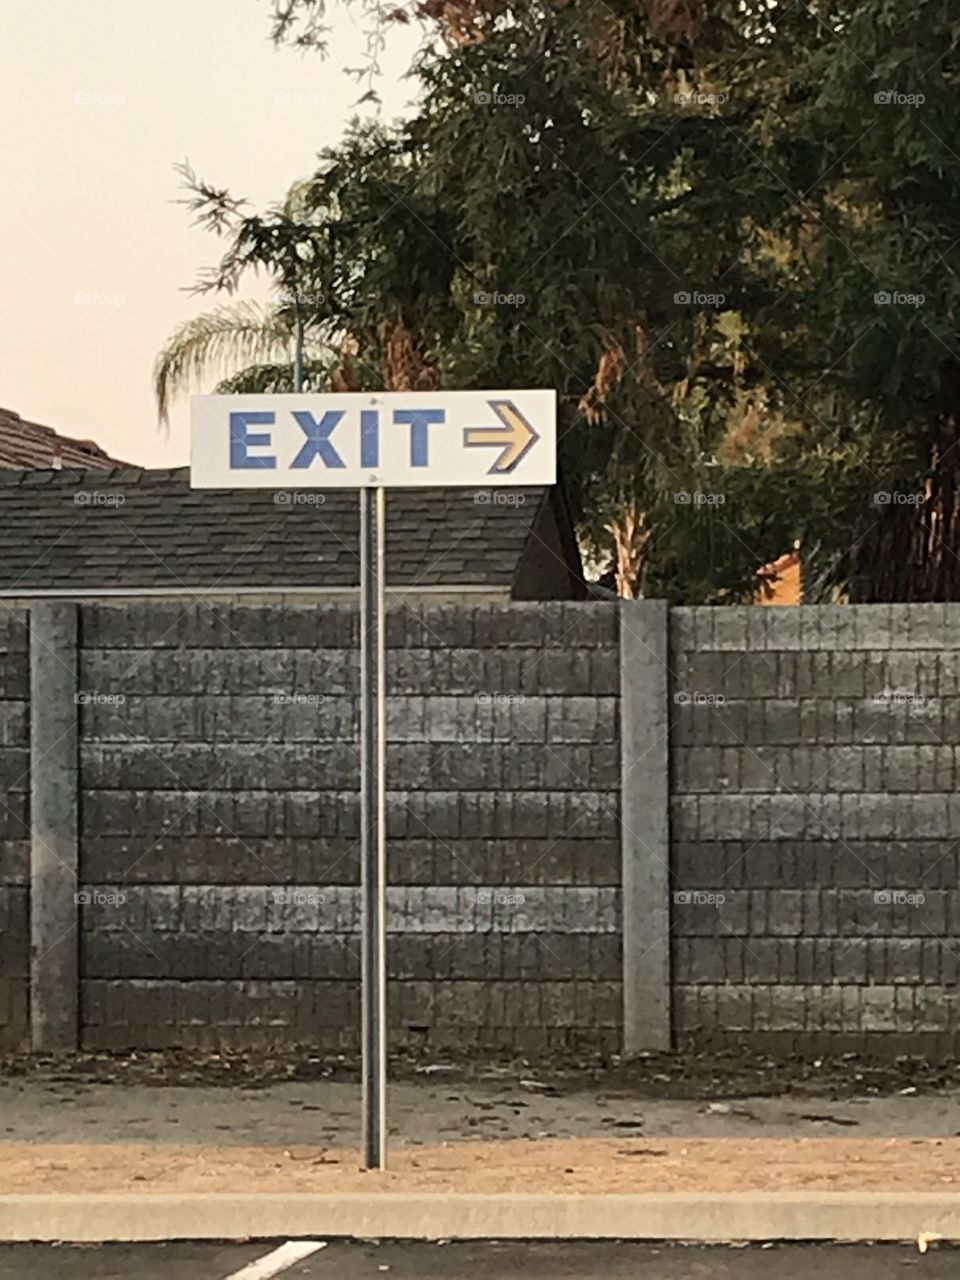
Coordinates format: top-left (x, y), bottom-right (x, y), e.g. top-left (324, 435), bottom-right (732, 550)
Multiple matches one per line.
top-left (0, 407), bottom-right (130, 469)
top-left (0, 467), bottom-right (584, 597)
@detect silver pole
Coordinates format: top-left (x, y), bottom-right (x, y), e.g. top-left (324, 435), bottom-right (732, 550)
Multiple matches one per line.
top-left (293, 305), bottom-right (304, 393)
top-left (360, 484), bottom-right (387, 1169)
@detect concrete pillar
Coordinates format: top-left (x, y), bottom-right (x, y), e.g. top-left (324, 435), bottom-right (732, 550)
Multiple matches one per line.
top-left (620, 599), bottom-right (672, 1054)
top-left (29, 602), bottom-right (79, 1050)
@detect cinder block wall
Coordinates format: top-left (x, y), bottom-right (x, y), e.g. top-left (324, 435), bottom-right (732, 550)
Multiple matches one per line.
top-left (670, 604), bottom-right (960, 1055)
top-left (16, 597), bottom-right (960, 1060)
top-left (0, 611), bottom-right (29, 1048)
top-left (77, 602), bottom-right (621, 1053)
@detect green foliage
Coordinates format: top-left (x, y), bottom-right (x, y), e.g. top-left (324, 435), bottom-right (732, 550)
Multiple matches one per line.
top-left (214, 356), bottom-right (336, 395)
top-left (158, 0), bottom-right (960, 600)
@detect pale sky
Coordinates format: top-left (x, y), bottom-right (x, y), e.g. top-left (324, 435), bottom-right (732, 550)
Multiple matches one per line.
top-left (0, 0), bottom-right (421, 467)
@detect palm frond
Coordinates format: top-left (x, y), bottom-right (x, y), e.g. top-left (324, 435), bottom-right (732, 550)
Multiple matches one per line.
top-left (214, 356), bottom-right (337, 395)
top-left (153, 300), bottom-right (294, 426)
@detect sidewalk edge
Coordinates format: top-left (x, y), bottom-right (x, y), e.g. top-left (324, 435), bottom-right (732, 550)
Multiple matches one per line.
top-left (1, 1192), bottom-right (960, 1243)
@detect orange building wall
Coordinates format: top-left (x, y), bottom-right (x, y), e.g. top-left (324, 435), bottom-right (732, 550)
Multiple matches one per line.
top-left (757, 551), bottom-right (801, 606)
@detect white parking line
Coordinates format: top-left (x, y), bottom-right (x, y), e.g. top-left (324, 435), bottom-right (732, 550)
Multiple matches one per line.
top-left (224, 1240), bottom-right (328, 1279)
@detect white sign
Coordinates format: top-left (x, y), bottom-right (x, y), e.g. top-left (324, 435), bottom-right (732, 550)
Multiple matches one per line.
top-left (190, 390), bottom-right (556, 489)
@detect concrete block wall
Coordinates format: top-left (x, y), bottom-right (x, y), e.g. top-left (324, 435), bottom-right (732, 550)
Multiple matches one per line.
top-left (670, 603), bottom-right (960, 1054)
top-left (0, 609), bottom-right (29, 1049)
top-left (14, 595), bottom-right (960, 1060)
top-left (77, 601), bottom-right (622, 1053)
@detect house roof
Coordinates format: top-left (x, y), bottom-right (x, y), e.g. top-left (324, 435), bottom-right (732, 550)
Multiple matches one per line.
top-left (0, 467), bottom-right (583, 596)
top-left (0, 407), bottom-right (130, 470)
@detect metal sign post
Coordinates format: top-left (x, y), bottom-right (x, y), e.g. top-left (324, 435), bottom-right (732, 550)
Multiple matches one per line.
top-left (190, 388), bottom-right (556, 1174)
top-left (359, 485), bottom-right (387, 1169)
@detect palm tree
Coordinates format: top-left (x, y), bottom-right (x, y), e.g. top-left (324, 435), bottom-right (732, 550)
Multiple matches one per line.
top-left (154, 298), bottom-right (337, 424)
top-left (154, 167), bottom-right (339, 421)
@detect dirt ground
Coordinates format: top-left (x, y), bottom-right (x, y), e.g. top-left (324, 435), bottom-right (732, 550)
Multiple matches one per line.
top-left (4, 1048), bottom-right (960, 1197)
top-left (2, 1136), bottom-right (960, 1195)
top-left (3, 1076), bottom-right (960, 1148)
top-left (5, 1045), bottom-right (960, 1099)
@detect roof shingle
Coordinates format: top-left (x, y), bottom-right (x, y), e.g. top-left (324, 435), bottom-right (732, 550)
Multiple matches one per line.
top-left (0, 467), bottom-right (565, 593)
top-left (0, 407), bottom-right (130, 470)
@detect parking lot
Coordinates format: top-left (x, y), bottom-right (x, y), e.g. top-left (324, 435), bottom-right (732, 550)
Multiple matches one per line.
top-left (0, 1242), bottom-right (954, 1279)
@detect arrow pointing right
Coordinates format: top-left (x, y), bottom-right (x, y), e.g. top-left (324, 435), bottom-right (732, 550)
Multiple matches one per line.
top-left (463, 400), bottom-right (539, 475)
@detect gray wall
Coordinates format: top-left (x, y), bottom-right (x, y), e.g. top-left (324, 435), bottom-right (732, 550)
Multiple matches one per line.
top-left (8, 598), bottom-right (960, 1059)
top-left (76, 601), bottom-right (621, 1053)
top-left (671, 604), bottom-right (960, 1056)
top-left (0, 610), bottom-right (29, 1049)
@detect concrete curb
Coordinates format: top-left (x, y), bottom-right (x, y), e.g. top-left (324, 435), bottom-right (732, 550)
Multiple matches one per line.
top-left (2, 1192), bottom-right (960, 1243)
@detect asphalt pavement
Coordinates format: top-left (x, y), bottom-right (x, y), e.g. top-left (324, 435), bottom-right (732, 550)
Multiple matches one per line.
top-left (0, 1242), bottom-right (954, 1278)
